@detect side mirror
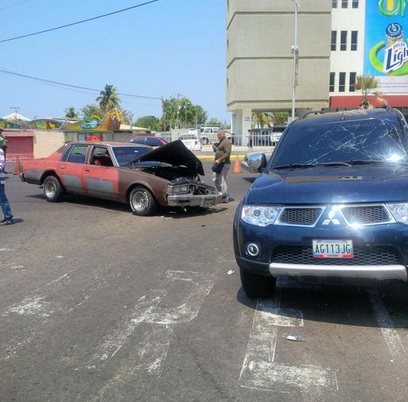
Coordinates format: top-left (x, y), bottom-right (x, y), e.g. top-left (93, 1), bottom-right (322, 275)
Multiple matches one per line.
top-left (257, 153), bottom-right (267, 173)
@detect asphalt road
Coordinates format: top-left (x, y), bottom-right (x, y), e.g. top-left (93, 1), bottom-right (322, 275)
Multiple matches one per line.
top-left (1, 164), bottom-right (408, 402)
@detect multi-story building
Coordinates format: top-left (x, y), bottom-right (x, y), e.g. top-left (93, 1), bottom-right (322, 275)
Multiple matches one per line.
top-left (227, 0), bottom-right (408, 145)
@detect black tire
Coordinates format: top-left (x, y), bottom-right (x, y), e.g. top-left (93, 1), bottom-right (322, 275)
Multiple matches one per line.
top-left (240, 268), bottom-right (276, 299)
top-left (129, 186), bottom-right (157, 216)
top-left (43, 175), bottom-right (65, 202)
top-left (200, 137), bottom-right (209, 145)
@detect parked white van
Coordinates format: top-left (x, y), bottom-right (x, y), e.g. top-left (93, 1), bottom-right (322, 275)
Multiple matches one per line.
top-left (199, 127), bottom-right (220, 145)
top-left (178, 133), bottom-right (202, 151)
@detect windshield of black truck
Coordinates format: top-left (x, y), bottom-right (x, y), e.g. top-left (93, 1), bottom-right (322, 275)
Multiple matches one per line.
top-left (271, 118), bottom-right (407, 168)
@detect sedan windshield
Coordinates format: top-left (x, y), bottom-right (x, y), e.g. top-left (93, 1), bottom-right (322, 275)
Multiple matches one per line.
top-left (112, 146), bottom-right (152, 167)
top-left (271, 118), bottom-right (408, 168)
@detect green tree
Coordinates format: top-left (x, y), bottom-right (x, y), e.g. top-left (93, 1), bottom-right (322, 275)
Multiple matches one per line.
top-left (271, 112), bottom-right (288, 127)
top-left (81, 104), bottom-right (103, 120)
top-left (121, 110), bottom-right (134, 126)
top-left (135, 116), bottom-right (161, 131)
top-left (64, 107), bottom-right (78, 119)
top-left (252, 112), bottom-right (274, 128)
top-left (251, 111), bottom-right (287, 128)
top-left (206, 118), bottom-right (221, 126)
top-left (355, 75), bottom-right (378, 109)
top-left (191, 105), bottom-right (207, 127)
top-left (96, 84), bottom-right (121, 113)
top-left (161, 96), bottom-right (208, 130)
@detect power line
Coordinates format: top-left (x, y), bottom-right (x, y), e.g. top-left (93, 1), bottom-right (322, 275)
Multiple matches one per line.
top-left (0, 67), bottom-right (163, 100)
top-left (0, 0), bottom-right (160, 44)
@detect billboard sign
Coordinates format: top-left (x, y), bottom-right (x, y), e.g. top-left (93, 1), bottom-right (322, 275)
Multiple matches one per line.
top-left (364, 0), bottom-right (408, 92)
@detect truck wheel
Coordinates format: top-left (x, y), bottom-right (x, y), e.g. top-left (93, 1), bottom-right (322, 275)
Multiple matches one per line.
top-left (240, 268), bottom-right (276, 298)
top-left (129, 186), bottom-right (157, 216)
top-left (43, 175), bottom-right (65, 202)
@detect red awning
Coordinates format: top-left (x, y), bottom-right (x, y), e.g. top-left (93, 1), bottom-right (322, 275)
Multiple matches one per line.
top-left (330, 95), bottom-right (408, 109)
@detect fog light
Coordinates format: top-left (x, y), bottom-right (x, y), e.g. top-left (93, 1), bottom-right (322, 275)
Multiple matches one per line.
top-left (246, 243), bottom-right (260, 257)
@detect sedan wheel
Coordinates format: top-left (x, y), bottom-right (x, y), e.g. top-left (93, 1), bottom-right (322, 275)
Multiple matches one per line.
top-left (43, 175), bottom-right (65, 202)
top-left (129, 186), bottom-right (157, 216)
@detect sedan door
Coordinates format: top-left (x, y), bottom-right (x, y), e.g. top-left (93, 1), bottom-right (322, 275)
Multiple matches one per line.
top-left (83, 145), bottom-right (122, 202)
top-left (57, 144), bottom-right (90, 195)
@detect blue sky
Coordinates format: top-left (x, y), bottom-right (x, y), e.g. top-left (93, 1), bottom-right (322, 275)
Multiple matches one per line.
top-left (0, 0), bottom-right (228, 124)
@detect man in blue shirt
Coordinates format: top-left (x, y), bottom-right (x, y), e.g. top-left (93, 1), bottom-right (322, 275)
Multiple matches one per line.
top-left (0, 145), bottom-right (13, 225)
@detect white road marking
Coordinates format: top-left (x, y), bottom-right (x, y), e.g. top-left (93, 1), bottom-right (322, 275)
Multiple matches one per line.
top-left (368, 289), bottom-right (405, 358)
top-left (89, 326), bottom-right (174, 402)
top-left (143, 271), bottom-right (215, 325)
top-left (89, 271), bottom-right (215, 369)
top-left (91, 291), bottom-right (164, 363)
top-left (240, 297), bottom-right (338, 393)
top-left (2, 295), bottom-right (55, 318)
top-left (0, 267), bottom-right (118, 361)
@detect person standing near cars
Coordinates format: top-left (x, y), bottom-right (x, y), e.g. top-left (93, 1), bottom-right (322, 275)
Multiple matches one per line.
top-left (0, 145), bottom-right (13, 225)
top-left (247, 129), bottom-right (253, 150)
top-left (213, 129), bottom-right (232, 203)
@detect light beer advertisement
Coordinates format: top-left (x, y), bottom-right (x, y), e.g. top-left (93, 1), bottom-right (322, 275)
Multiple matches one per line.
top-left (364, 0), bottom-right (408, 92)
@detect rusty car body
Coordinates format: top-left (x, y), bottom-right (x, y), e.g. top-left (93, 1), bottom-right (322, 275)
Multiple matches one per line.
top-left (20, 140), bottom-right (222, 216)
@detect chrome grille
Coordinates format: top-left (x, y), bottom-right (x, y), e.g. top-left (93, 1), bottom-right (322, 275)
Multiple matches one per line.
top-left (341, 205), bottom-right (391, 225)
top-left (275, 204), bottom-right (392, 227)
top-left (278, 208), bottom-right (323, 226)
top-left (272, 246), bottom-right (402, 266)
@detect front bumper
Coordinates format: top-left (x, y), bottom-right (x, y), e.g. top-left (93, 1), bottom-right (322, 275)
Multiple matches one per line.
top-left (234, 216), bottom-right (408, 282)
top-left (268, 262), bottom-right (407, 281)
top-left (167, 192), bottom-right (223, 208)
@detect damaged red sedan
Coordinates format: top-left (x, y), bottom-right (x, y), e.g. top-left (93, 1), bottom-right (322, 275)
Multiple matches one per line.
top-left (20, 140), bottom-right (222, 216)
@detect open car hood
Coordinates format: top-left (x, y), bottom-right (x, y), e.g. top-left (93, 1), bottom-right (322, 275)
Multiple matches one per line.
top-left (136, 140), bottom-right (205, 176)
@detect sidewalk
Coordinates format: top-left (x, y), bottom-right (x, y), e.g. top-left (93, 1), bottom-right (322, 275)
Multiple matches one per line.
top-left (195, 145), bottom-right (271, 161)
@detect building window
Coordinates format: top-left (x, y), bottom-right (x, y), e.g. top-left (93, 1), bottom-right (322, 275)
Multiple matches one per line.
top-left (349, 72), bottom-right (356, 92)
top-left (331, 31), bottom-right (337, 51)
top-left (351, 31), bottom-right (358, 51)
top-left (339, 72), bottom-right (346, 92)
top-left (352, 0), bottom-right (359, 8)
top-left (342, 0), bottom-right (348, 8)
top-left (340, 31), bottom-right (347, 51)
top-left (332, 0), bottom-right (338, 7)
top-left (330, 72), bottom-right (335, 92)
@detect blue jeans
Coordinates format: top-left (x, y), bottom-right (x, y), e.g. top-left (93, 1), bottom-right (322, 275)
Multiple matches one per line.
top-left (0, 183), bottom-right (13, 221)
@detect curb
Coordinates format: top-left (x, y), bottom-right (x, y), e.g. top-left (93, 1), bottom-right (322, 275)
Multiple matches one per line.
top-left (196, 154), bottom-right (246, 161)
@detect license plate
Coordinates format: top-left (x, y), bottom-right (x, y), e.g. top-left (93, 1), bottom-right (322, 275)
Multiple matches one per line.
top-left (312, 239), bottom-right (353, 259)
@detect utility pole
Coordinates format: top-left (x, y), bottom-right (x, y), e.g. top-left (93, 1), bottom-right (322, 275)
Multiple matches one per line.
top-left (291, 0), bottom-right (299, 122)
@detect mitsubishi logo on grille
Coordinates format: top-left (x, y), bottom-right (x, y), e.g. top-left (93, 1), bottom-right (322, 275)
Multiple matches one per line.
top-left (321, 208), bottom-right (341, 226)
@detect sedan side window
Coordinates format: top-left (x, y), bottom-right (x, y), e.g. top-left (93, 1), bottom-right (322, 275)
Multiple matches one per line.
top-left (61, 144), bottom-right (88, 164)
top-left (91, 146), bottom-right (114, 166)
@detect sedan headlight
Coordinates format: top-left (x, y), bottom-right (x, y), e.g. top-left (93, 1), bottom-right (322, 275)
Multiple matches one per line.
top-left (167, 184), bottom-right (190, 194)
top-left (388, 203), bottom-right (408, 224)
top-left (241, 205), bottom-right (281, 227)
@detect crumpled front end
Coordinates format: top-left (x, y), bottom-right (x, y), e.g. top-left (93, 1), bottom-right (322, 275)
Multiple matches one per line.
top-left (166, 177), bottom-right (223, 208)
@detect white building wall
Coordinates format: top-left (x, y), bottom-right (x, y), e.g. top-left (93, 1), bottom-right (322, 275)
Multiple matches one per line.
top-left (227, 0), bottom-right (331, 143)
top-left (330, 1), bottom-right (366, 98)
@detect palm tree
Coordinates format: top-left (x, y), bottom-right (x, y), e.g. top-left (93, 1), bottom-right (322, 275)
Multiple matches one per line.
top-left (355, 75), bottom-right (378, 109)
top-left (96, 84), bottom-right (121, 113)
top-left (64, 107), bottom-right (78, 119)
top-left (251, 112), bottom-right (274, 128)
